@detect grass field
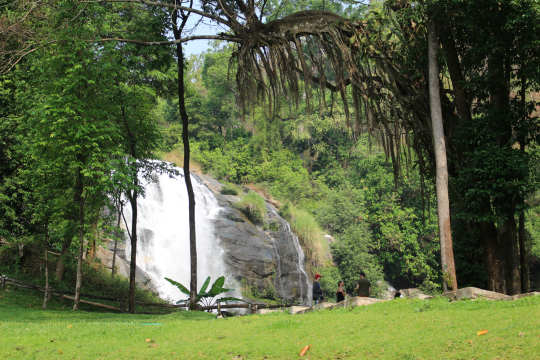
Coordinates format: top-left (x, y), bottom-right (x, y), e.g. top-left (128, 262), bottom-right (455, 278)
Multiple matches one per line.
top-left (1, 287), bottom-right (539, 359)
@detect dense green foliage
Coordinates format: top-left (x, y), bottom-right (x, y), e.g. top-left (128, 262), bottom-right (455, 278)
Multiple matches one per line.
top-left (3, 0), bottom-right (540, 304)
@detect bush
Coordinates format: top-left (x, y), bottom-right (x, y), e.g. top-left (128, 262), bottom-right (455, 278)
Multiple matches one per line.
top-left (232, 191), bottom-right (267, 224)
top-left (221, 184), bottom-right (239, 196)
top-left (419, 277), bottom-right (442, 296)
top-left (331, 225), bottom-right (385, 298)
top-left (268, 222), bottom-right (280, 232)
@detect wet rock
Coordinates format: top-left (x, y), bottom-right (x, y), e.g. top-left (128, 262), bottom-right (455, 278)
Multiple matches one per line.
top-left (194, 173), bottom-right (311, 305)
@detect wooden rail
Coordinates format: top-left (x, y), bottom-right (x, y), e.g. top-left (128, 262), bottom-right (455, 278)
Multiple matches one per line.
top-left (63, 295), bottom-right (122, 311)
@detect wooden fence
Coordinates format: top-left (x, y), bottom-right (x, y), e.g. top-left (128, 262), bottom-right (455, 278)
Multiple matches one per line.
top-left (0, 274), bottom-right (291, 314)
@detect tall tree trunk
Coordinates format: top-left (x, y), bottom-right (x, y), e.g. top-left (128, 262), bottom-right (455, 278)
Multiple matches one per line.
top-left (73, 162), bottom-right (85, 310)
top-left (128, 190), bottom-right (138, 313)
top-left (498, 213), bottom-right (521, 295)
top-left (119, 98), bottom-right (140, 314)
top-left (111, 204), bottom-right (122, 279)
top-left (437, 23), bottom-right (471, 125)
top-left (42, 241), bottom-right (49, 310)
top-left (172, 5), bottom-right (197, 310)
top-left (480, 221), bottom-right (505, 293)
top-left (427, 17), bottom-right (458, 292)
top-left (177, 44), bottom-right (197, 309)
top-left (518, 212), bottom-right (529, 293)
top-left (518, 75), bottom-right (529, 294)
top-left (55, 216), bottom-right (76, 281)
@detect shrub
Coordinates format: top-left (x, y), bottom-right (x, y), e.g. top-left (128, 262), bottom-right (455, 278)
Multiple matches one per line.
top-left (268, 222), bottom-right (280, 232)
top-left (232, 191), bottom-right (267, 224)
top-left (419, 277), bottom-right (442, 296)
top-left (221, 184), bottom-right (239, 196)
top-left (331, 225), bottom-right (385, 298)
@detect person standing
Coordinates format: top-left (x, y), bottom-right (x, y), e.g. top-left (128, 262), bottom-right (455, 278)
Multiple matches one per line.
top-left (356, 271), bottom-right (371, 297)
top-left (336, 280), bottom-right (346, 303)
top-left (313, 274), bottom-right (324, 305)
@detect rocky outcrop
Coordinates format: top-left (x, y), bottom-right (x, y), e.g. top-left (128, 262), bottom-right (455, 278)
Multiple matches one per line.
top-left (194, 173), bottom-right (311, 305)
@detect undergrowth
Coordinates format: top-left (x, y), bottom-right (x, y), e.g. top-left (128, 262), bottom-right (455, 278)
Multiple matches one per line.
top-left (232, 191), bottom-right (267, 224)
top-left (220, 184), bottom-right (241, 196)
top-left (0, 244), bottom-right (168, 314)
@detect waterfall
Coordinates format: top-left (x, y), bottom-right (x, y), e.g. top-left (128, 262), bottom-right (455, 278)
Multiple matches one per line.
top-left (122, 167), bottom-right (229, 302)
top-left (122, 165), bottom-right (311, 305)
top-left (267, 206), bottom-right (311, 305)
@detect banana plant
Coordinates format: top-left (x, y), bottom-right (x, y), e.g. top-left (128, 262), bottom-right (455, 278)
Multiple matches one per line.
top-left (164, 276), bottom-right (244, 307)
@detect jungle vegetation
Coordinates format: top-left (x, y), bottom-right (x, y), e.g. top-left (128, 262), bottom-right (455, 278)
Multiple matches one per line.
top-left (1, 0), bottom-right (540, 305)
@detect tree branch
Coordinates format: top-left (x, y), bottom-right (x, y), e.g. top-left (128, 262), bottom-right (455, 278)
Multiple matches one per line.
top-left (95, 35), bottom-right (243, 46)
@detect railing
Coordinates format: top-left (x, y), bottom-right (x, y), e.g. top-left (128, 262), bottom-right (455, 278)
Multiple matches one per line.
top-left (0, 274), bottom-right (291, 314)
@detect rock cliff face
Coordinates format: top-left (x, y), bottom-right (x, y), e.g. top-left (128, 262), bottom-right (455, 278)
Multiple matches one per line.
top-left (194, 173), bottom-right (311, 305)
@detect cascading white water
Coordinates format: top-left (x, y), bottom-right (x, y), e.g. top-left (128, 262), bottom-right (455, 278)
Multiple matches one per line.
top-left (267, 206), bottom-right (311, 304)
top-left (122, 167), bottom-right (232, 302)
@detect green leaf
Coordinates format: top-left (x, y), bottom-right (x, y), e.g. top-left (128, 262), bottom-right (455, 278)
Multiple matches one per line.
top-left (349, 35), bottom-right (357, 45)
top-left (208, 276), bottom-right (230, 297)
top-left (164, 277), bottom-right (190, 296)
top-left (199, 276), bottom-right (211, 294)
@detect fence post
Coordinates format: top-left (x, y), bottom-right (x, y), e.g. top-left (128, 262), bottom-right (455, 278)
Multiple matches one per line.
top-left (1, 275), bottom-right (5, 291)
top-left (60, 294), bottom-right (64, 304)
top-left (252, 304), bottom-right (257, 315)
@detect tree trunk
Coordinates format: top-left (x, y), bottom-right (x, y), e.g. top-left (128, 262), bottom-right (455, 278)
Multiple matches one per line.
top-left (498, 213), bottom-right (521, 295)
top-left (427, 17), bottom-right (458, 292)
top-left (55, 219), bottom-right (76, 281)
top-left (42, 247), bottom-right (49, 310)
top-left (519, 212), bottom-right (529, 293)
top-left (128, 190), bottom-right (138, 313)
top-left (119, 96), bottom-right (139, 314)
top-left (172, 8), bottom-right (197, 310)
top-left (518, 75), bottom-right (529, 294)
top-left (111, 204), bottom-right (122, 279)
top-left (437, 22), bottom-right (471, 125)
top-left (480, 221), bottom-right (505, 293)
top-left (73, 162), bottom-right (85, 310)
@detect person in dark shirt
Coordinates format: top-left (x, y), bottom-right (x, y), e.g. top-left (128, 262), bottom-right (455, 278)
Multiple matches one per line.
top-left (313, 274), bottom-right (323, 304)
top-left (336, 280), bottom-right (346, 303)
top-left (356, 271), bottom-right (371, 297)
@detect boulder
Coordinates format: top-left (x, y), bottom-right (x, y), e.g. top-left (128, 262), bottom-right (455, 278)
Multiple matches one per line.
top-left (455, 287), bottom-right (510, 301)
top-left (290, 306), bottom-right (310, 315)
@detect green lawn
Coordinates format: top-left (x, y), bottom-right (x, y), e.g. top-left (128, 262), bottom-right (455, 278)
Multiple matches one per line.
top-left (1, 288), bottom-right (539, 359)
